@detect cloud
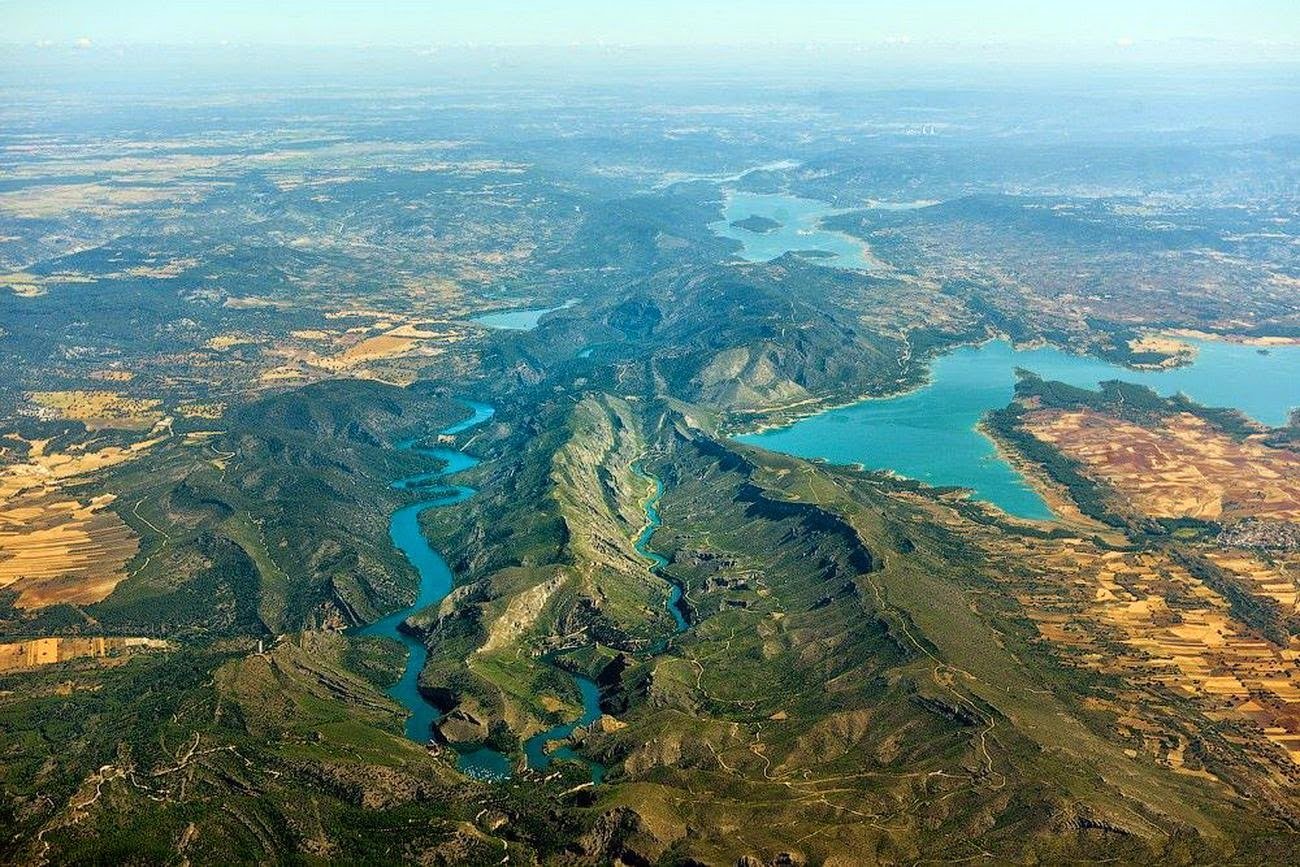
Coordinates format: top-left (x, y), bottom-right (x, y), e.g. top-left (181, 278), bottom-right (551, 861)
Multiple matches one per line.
top-left (1115, 36), bottom-right (1135, 48)
top-left (74, 36), bottom-right (93, 49)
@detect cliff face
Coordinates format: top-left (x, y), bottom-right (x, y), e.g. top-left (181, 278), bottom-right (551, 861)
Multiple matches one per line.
top-left (549, 394), bottom-right (652, 579)
top-left (414, 392), bottom-right (680, 747)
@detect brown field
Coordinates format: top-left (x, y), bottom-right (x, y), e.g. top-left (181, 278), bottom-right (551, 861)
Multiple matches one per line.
top-left (124, 256), bottom-right (198, 279)
top-left (0, 181), bottom-right (210, 219)
top-left (0, 433), bottom-right (165, 500)
top-left (0, 491), bottom-right (139, 608)
top-left (4, 271), bottom-right (96, 299)
top-left (1204, 550), bottom-right (1300, 614)
top-left (1127, 333), bottom-right (1196, 367)
top-left (0, 432), bottom-right (164, 608)
top-left (901, 484), bottom-right (1300, 778)
top-left (205, 333), bottom-right (255, 351)
top-left (27, 390), bottom-right (164, 431)
top-left (1023, 408), bottom-right (1300, 522)
top-left (236, 314), bottom-right (472, 387)
top-left (303, 318), bottom-right (468, 372)
top-left (332, 332), bottom-right (424, 365)
top-left (257, 363), bottom-right (314, 385)
top-left (1011, 539), bottom-right (1300, 767)
top-left (0, 636), bottom-right (169, 673)
top-left (1169, 328), bottom-right (1300, 348)
top-left (1, 272), bottom-right (46, 298)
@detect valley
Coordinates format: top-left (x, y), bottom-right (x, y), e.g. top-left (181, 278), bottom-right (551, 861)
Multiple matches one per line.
top-left (1, 50), bottom-right (1300, 865)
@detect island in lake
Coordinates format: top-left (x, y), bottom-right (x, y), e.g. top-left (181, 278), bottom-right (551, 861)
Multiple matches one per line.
top-left (730, 213), bottom-right (782, 233)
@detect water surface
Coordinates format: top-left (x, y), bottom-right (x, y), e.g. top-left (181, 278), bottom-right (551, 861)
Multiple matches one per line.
top-left (740, 340), bottom-right (1300, 520)
top-left (710, 191), bottom-right (878, 269)
top-left (519, 462), bottom-right (687, 783)
top-left (633, 463), bottom-right (686, 632)
top-left (522, 673), bottom-right (605, 783)
top-left (355, 400), bottom-right (509, 778)
top-left (470, 299), bottom-right (577, 331)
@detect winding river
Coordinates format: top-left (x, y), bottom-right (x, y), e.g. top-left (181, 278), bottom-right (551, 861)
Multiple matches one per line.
top-left (522, 674), bottom-right (605, 783)
top-left (363, 356), bottom-right (686, 782)
top-left (355, 400), bottom-right (510, 779)
top-left (633, 462), bottom-right (686, 632)
top-left (520, 462), bottom-right (684, 782)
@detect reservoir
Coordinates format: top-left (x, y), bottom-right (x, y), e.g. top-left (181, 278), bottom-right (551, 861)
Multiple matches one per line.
top-left (711, 191), bottom-right (879, 270)
top-left (470, 299), bottom-right (577, 331)
top-left (739, 340), bottom-right (1300, 521)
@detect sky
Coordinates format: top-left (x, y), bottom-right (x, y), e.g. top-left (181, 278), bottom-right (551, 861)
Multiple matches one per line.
top-left (2, 0), bottom-right (1297, 53)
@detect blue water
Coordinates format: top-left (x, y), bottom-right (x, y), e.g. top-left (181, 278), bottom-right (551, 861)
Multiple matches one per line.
top-left (739, 340), bottom-right (1300, 521)
top-left (517, 462), bottom-right (687, 784)
top-left (456, 746), bottom-right (512, 781)
top-left (523, 673), bottom-right (605, 783)
top-left (355, 400), bottom-right (510, 778)
top-left (470, 299), bottom-right (577, 331)
top-left (632, 463), bottom-right (686, 632)
top-left (710, 191), bottom-right (878, 270)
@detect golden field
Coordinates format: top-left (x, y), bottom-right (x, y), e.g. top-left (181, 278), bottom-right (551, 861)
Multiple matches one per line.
top-left (0, 636), bottom-right (169, 673)
top-left (903, 481), bottom-right (1300, 783)
top-left (27, 390), bottom-right (164, 431)
top-left (1023, 408), bottom-right (1300, 522)
top-left (0, 431), bottom-right (164, 608)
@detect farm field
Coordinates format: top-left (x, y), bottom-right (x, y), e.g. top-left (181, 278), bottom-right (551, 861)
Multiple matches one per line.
top-left (1, 26), bottom-right (1299, 864)
top-left (1023, 408), bottom-right (1300, 522)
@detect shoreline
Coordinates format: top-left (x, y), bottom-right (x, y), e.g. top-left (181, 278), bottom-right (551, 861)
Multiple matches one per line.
top-left (710, 188), bottom-right (888, 273)
top-left (1166, 328), bottom-right (1300, 348)
top-left (725, 325), bottom-right (1283, 442)
top-left (726, 332), bottom-right (1285, 527)
top-left (726, 332), bottom-right (1019, 439)
top-left (975, 418), bottom-right (1119, 535)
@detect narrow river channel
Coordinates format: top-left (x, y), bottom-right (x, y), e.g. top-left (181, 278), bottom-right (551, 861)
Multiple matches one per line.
top-left (355, 400), bottom-right (510, 779)
top-left (363, 412), bottom-right (693, 783)
top-left (522, 461), bottom-right (686, 782)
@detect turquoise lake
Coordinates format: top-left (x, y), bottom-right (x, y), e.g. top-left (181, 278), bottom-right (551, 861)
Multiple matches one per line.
top-left (711, 191), bottom-right (879, 269)
top-left (470, 299), bottom-right (577, 330)
top-left (739, 340), bottom-right (1300, 521)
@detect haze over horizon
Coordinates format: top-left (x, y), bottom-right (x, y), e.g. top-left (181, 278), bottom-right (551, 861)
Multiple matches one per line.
top-left (1, 0), bottom-right (1297, 64)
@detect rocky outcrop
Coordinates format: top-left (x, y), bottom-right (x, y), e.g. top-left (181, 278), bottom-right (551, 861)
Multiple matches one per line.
top-left (578, 806), bottom-right (684, 865)
top-left (435, 706), bottom-right (489, 745)
top-left (479, 573), bottom-right (566, 653)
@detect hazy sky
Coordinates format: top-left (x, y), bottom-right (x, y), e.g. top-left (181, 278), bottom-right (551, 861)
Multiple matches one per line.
top-left (3, 0), bottom-right (1297, 50)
